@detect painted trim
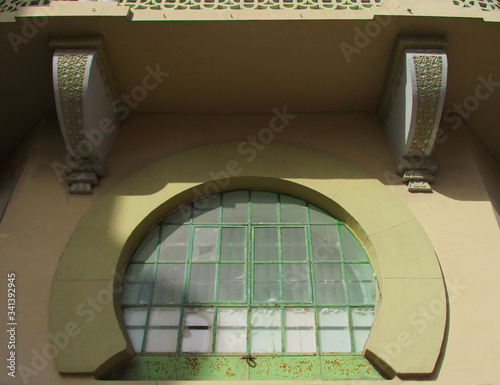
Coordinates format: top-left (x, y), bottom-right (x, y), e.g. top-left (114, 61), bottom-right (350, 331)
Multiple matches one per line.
top-left (49, 142), bottom-right (446, 378)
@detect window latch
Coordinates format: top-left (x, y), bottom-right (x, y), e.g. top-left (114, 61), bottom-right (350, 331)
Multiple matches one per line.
top-left (240, 354), bottom-right (257, 367)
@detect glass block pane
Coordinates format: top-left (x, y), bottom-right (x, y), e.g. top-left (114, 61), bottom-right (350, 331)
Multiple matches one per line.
top-left (282, 227), bottom-right (307, 261)
top-left (315, 263), bottom-right (343, 281)
top-left (130, 226), bottom-right (159, 263)
top-left (280, 195), bottom-right (307, 223)
top-left (353, 329), bottom-right (370, 352)
top-left (284, 308), bottom-right (315, 327)
top-left (310, 205), bottom-right (337, 223)
top-left (125, 264), bottom-right (155, 283)
top-left (250, 308), bottom-right (281, 327)
top-left (121, 283), bottom-right (153, 305)
top-left (253, 264), bottom-right (280, 302)
top-left (192, 227), bottom-right (219, 261)
top-left (215, 328), bottom-right (247, 353)
top-left (127, 328), bottom-right (145, 353)
top-left (315, 264), bottom-right (345, 304)
top-left (351, 307), bottom-right (375, 327)
top-left (222, 191), bottom-right (249, 223)
top-left (347, 282), bottom-right (376, 304)
top-left (285, 329), bottom-right (316, 353)
top-left (188, 264), bottom-right (216, 302)
top-left (164, 204), bottom-right (191, 223)
top-left (218, 264), bottom-right (245, 301)
top-left (283, 264), bottom-right (309, 302)
top-left (122, 265), bottom-right (155, 305)
top-left (220, 228), bottom-right (245, 261)
top-left (311, 225), bottom-right (340, 261)
top-left (159, 225), bottom-right (189, 261)
top-left (319, 329), bottom-right (351, 353)
top-left (251, 191), bottom-right (278, 223)
top-left (318, 308), bottom-right (349, 327)
top-left (153, 264), bottom-right (185, 304)
top-left (123, 308), bottom-right (147, 326)
top-left (345, 264), bottom-right (374, 282)
top-left (254, 227), bottom-right (279, 261)
top-left (181, 308), bottom-right (214, 353)
top-left (340, 226), bottom-right (367, 261)
top-left (145, 329), bottom-right (178, 353)
top-left (218, 308), bottom-right (248, 327)
top-left (193, 195), bottom-right (220, 223)
top-left (149, 308), bottom-right (181, 326)
top-left (250, 329), bottom-right (281, 353)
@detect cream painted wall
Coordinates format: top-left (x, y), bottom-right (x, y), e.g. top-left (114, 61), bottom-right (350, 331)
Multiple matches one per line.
top-left (0, 111), bottom-right (499, 384)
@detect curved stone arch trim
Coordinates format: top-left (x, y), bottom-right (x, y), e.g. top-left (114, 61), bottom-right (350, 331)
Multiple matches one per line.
top-left (49, 142), bottom-right (446, 379)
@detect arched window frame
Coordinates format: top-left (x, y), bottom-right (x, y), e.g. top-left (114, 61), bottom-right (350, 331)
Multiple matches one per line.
top-left (116, 191), bottom-right (380, 380)
top-left (49, 143), bottom-right (446, 380)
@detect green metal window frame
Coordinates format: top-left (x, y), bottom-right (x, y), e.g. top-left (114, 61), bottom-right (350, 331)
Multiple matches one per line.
top-left (116, 190), bottom-right (382, 381)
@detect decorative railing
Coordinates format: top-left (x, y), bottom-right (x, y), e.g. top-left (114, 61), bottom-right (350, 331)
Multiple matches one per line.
top-left (1, 0), bottom-right (499, 13)
top-left (119, 0), bottom-right (382, 11)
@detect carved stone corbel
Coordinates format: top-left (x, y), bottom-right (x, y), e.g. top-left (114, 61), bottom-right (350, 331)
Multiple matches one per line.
top-left (378, 36), bottom-right (448, 193)
top-left (51, 36), bottom-right (122, 194)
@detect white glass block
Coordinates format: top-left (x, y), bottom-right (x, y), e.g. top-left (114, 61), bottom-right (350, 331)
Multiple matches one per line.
top-left (280, 195), bottom-right (307, 223)
top-left (192, 228), bottom-right (219, 261)
top-left (311, 225), bottom-right (340, 261)
top-left (218, 264), bottom-right (245, 301)
top-left (284, 308), bottom-right (315, 327)
top-left (193, 195), bottom-right (220, 223)
top-left (319, 329), bottom-right (351, 353)
top-left (153, 264), bottom-right (185, 304)
top-left (215, 328), bottom-right (247, 353)
top-left (253, 264), bottom-right (280, 302)
top-left (123, 308), bottom-right (147, 326)
top-left (353, 329), bottom-right (371, 352)
top-left (347, 282), bottom-right (376, 304)
top-left (222, 191), bottom-right (249, 223)
top-left (159, 225), bottom-right (189, 261)
top-left (250, 308), bottom-right (281, 327)
top-left (188, 264), bottom-right (216, 302)
top-left (285, 329), bottom-right (316, 353)
top-left (220, 228), bottom-right (245, 261)
top-left (318, 308), bottom-right (349, 327)
top-left (181, 308), bottom-right (214, 353)
top-left (164, 205), bottom-right (191, 223)
top-left (218, 308), bottom-right (248, 327)
top-left (345, 264), bottom-right (374, 282)
top-left (340, 226), bottom-right (368, 261)
top-left (251, 191), bottom-right (278, 223)
top-left (250, 329), bottom-right (281, 353)
top-left (351, 307), bottom-right (375, 327)
top-left (316, 282), bottom-right (346, 304)
top-left (131, 226), bottom-right (159, 263)
top-left (309, 205), bottom-right (337, 223)
top-left (254, 227), bottom-right (279, 261)
top-left (283, 264), bottom-right (309, 302)
top-left (145, 329), bottom-right (178, 353)
top-left (282, 227), bottom-right (307, 261)
top-left (121, 282), bottom-right (153, 305)
top-left (127, 328), bottom-right (145, 353)
top-left (149, 307), bottom-right (181, 326)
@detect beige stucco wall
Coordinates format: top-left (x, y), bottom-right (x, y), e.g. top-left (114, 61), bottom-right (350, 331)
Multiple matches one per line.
top-left (0, 111), bottom-right (499, 384)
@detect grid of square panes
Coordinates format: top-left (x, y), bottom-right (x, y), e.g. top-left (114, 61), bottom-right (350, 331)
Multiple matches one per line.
top-left (121, 191), bottom-right (376, 355)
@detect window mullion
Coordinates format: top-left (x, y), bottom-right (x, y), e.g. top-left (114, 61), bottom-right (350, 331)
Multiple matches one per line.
top-left (339, 224), bottom-right (355, 353)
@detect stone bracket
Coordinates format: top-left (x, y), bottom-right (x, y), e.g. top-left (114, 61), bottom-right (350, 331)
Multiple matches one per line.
top-left (378, 36), bottom-right (448, 193)
top-left (51, 36), bottom-right (122, 194)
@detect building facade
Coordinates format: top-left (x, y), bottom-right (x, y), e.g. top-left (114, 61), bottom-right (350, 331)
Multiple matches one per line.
top-left (0, 0), bottom-right (500, 384)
